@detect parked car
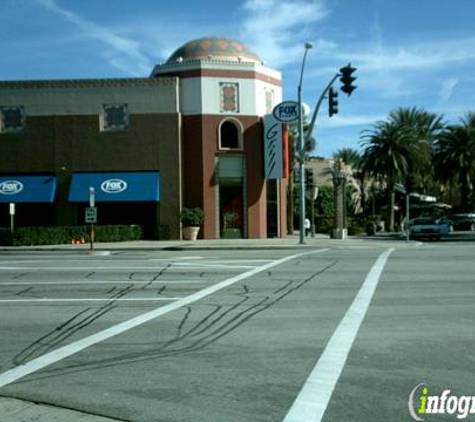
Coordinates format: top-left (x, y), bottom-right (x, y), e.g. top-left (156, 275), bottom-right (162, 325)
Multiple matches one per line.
top-left (408, 217), bottom-right (450, 240)
top-left (450, 213), bottom-right (475, 231)
top-left (436, 217), bottom-right (454, 232)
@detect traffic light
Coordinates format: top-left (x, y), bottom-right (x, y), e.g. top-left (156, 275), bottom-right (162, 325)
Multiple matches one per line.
top-left (305, 169), bottom-right (314, 186)
top-left (328, 87), bottom-right (339, 117)
top-left (339, 64), bottom-right (357, 96)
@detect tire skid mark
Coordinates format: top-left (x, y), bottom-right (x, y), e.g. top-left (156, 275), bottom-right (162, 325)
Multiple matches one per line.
top-left (22, 260), bottom-right (337, 378)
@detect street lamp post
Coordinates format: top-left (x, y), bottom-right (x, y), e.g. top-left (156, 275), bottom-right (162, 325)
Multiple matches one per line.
top-left (297, 42), bottom-right (313, 244)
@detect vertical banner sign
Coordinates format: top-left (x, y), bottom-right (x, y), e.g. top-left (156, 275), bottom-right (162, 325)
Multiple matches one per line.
top-left (263, 114), bottom-right (284, 179)
top-left (282, 124), bottom-right (289, 179)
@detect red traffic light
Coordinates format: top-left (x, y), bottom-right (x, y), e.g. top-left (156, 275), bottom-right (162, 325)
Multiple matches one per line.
top-left (339, 64), bottom-right (357, 96)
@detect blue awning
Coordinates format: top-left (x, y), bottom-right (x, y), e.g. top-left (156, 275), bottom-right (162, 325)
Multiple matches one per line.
top-left (69, 172), bottom-right (161, 202)
top-left (0, 175), bottom-right (56, 203)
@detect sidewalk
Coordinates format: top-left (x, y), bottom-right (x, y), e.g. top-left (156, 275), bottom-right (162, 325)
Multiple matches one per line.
top-left (0, 232), bottom-right (409, 253)
top-left (0, 396), bottom-right (126, 422)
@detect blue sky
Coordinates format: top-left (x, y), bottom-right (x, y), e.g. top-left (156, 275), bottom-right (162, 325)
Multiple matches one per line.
top-left (1, 0), bottom-right (474, 158)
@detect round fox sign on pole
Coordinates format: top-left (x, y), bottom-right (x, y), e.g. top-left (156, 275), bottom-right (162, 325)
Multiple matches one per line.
top-left (272, 101), bottom-right (300, 123)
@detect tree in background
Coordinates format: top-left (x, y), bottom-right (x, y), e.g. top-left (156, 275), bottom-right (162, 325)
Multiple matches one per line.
top-left (434, 112), bottom-right (475, 211)
top-left (359, 107), bottom-right (444, 231)
top-left (388, 107), bottom-right (444, 194)
top-left (360, 120), bottom-right (412, 231)
top-left (287, 120), bottom-right (317, 234)
top-left (332, 148), bottom-right (361, 168)
top-left (332, 148), bottom-right (368, 215)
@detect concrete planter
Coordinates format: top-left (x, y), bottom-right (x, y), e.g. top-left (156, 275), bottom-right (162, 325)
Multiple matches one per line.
top-left (332, 228), bottom-right (348, 240)
top-left (182, 226), bottom-right (200, 241)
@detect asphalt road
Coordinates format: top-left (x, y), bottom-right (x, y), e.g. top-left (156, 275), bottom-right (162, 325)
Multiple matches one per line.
top-left (0, 240), bottom-right (474, 421)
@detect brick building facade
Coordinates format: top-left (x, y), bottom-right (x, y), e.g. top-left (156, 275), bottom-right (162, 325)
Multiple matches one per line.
top-left (0, 37), bottom-right (287, 240)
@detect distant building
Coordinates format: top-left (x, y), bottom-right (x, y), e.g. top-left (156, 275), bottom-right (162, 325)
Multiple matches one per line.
top-left (0, 36), bottom-right (288, 239)
top-left (293, 157), bottom-right (334, 187)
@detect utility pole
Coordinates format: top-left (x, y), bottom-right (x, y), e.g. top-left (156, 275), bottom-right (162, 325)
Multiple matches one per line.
top-left (297, 42), bottom-right (313, 244)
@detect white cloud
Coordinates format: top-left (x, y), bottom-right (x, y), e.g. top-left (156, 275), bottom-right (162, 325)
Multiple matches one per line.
top-left (36, 0), bottom-right (151, 76)
top-left (312, 35), bottom-right (475, 101)
top-left (319, 114), bottom-right (387, 129)
top-left (438, 77), bottom-right (459, 104)
top-left (239, 0), bottom-right (333, 67)
top-left (439, 78), bottom-right (459, 103)
top-left (339, 36), bottom-right (475, 74)
top-left (300, 11), bottom-right (475, 100)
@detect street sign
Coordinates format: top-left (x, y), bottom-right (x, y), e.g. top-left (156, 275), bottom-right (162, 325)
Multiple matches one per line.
top-left (85, 207), bottom-right (97, 224)
top-left (9, 202), bottom-right (15, 233)
top-left (89, 187), bottom-right (95, 207)
top-left (272, 101), bottom-right (300, 123)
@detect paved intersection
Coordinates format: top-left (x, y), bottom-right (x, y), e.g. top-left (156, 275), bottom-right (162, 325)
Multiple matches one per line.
top-left (0, 238), bottom-right (474, 421)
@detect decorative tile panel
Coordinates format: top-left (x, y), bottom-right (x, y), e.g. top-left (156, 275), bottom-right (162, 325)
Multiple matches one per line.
top-left (220, 82), bottom-right (239, 113)
top-left (0, 106), bottom-right (25, 133)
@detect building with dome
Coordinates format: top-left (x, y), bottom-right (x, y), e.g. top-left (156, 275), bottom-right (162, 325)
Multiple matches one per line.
top-left (0, 36), bottom-right (287, 240)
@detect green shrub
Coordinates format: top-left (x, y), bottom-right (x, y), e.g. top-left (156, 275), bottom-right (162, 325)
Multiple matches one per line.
top-left (312, 215), bottom-right (378, 236)
top-left (348, 215), bottom-right (380, 236)
top-left (0, 229), bottom-right (13, 246)
top-left (314, 216), bottom-right (334, 235)
top-left (347, 217), bottom-right (366, 235)
top-left (95, 225), bottom-right (142, 242)
top-left (180, 207), bottom-right (206, 226)
top-left (0, 225), bottom-right (143, 246)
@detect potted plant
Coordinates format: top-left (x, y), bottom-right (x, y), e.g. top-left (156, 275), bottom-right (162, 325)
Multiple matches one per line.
top-left (180, 207), bottom-right (206, 240)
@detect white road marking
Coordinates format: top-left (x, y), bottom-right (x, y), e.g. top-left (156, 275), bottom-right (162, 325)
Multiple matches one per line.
top-left (0, 265), bottom-right (258, 271)
top-left (0, 248), bottom-right (329, 389)
top-left (283, 248), bottom-right (395, 422)
top-left (0, 298), bottom-right (181, 303)
top-left (172, 262), bottom-right (257, 269)
top-left (0, 280), bottom-right (207, 286)
top-left (0, 257), bottom-right (204, 264)
top-left (183, 259), bottom-right (272, 264)
top-left (148, 256), bottom-right (204, 261)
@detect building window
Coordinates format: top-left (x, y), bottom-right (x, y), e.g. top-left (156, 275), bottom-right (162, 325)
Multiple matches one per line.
top-left (265, 89), bottom-right (274, 114)
top-left (0, 106), bottom-right (25, 133)
top-left (220, 83), bottom-right (239, 113)
top-left (219, 119), bottom-right (243, 150)
top-left (101, 104), bottom-right (129, 131)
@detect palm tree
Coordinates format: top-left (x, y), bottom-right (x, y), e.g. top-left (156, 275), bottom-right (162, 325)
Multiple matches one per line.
top-left (433, 112), bottom-right (475, 211)
top-left (360, 107), bottom-right (444, 231)
top-left (333, 148), bottom-right (361, 168)
top-left (360, 120), bottom-right (413, 231)
top-left (332, 148), bottom-right (367, 214)
top-left (388, 107), bottom-right (444, 193)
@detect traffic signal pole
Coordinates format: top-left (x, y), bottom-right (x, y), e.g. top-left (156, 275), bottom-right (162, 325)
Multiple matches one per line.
top-left (305, 64), bottom-right (357, 146)
top-left (304, 74), bottom-right (339, 145)
top-left (296, 60), bottom-right (356, 244)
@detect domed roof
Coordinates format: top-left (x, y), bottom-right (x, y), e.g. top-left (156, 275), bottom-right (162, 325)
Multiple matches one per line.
top-left (167, 36), bottom-right (262, 64)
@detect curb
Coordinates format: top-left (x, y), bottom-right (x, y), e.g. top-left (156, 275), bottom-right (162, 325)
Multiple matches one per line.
top-left (0, 235), bottom-right (414, 253)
